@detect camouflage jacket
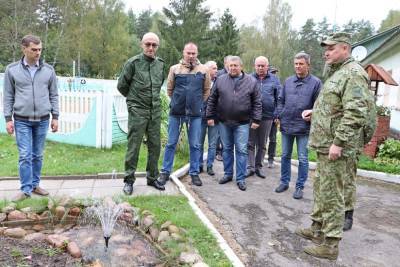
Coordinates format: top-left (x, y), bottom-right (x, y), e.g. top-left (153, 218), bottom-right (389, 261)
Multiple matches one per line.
top-left (309, 57), bottom-right (376, 157)
top-left (117, 53), bottom-right (164, 117)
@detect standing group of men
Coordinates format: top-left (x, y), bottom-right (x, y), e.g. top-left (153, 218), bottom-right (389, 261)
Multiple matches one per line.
top-left (4, 32), bottom-right (376, 261)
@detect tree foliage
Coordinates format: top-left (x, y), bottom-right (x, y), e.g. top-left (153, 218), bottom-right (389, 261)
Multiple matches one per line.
top-left (379, 10), bottom-right (400, 32)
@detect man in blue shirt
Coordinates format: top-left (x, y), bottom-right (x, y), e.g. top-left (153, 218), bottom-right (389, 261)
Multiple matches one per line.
top-left (275, 52), bottom-right (322, 199)
top-left (246, 56), bottom-right (281, 178)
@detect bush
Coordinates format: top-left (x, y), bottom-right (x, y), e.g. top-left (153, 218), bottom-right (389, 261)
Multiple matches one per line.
top-left (376, 105), bottom-right (391, 117)
top-left (377, 138), bottom-right (400, 159)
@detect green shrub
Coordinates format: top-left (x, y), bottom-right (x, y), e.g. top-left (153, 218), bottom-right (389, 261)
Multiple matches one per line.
top-left (377, 138), bottom-right (400, 159)
top-left (376, 105), bottom-right (391, 117)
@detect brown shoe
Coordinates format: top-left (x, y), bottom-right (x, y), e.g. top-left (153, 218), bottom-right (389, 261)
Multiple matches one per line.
top-left (12, 192), bottom-right (31, 202)
top-left (33, 186), bottom-right (49, 196)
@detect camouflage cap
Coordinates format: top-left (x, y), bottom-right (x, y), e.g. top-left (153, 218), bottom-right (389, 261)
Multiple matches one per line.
top-left (320, 32), bottom-right (351, 46)
top-left (269, 66), bottom-right (279, 73)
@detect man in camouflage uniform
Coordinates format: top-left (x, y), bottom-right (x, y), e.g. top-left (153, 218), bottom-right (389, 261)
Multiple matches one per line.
top-left (295, 32), bottom-right (376, 260)
top-left (117, 32), bottom-right (166, 195)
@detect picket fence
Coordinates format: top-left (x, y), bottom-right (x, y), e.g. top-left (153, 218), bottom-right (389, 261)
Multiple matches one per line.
top-left (0, 75), bottom-right (128, 148)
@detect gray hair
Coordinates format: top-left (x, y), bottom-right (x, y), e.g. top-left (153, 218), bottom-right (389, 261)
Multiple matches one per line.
top-left (294, 51), bottom-right (311, 65)
top-left (229, 56), bottom-right (243, 65)
top-left (21, 35), bottom-right (41, 47)
top-left (224, 55), bottom-right (233, 63)
top-left (205, 61), bottom-right (217, 68)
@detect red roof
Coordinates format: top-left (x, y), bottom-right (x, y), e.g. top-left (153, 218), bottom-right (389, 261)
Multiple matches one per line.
top-left (365, 64), bottom-right (398, 86)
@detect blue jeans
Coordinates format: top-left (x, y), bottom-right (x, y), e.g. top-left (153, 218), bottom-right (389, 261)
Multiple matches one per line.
top-left (219, 123), bottom-right (249, 182)
top-left (198, 120), bottom-right (219, 169)
top-left (161, 116), bottom-right (202, 176)
top-left (14, 119), bottom-right (49, 195)
top-left (280, 133), bottom-right (309, 189)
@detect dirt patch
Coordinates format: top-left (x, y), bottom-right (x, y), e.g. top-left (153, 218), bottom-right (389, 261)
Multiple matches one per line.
top-left (0, 236), bottom-right (78, 267)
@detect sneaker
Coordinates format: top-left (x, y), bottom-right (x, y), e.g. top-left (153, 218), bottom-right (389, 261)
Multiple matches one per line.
top-left (207, 166), bottom-right (215, 176)
top-left (12, 192), bottom-right (31, 202)
top-left (33, 186), bottom-right (49, 196)
top-left (267, 161), bottom-right (274, 168)
top-left (158, 172), bottom-right (170, 185)
top-left (191, 175), bottom-right (202, 186)
top-left (255, 169), bottom-right (266, 178)
top-left (219, 175), bottom-right (233, 184)
top-left (215, 154), bottom-right (223, 161)
top-left (275, 183), bottom-right (289, 193)
top-left (237, 181), bottom-right (247, 191)
top-left (123, 182), bottom-right (133, 195)
top-left (293, 188), bottom-right (304, 199)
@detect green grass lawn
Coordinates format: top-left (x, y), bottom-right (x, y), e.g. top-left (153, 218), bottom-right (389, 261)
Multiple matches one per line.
top-left (275, 132), bottom-right (400, 174)
top-left (0, 134), bottom-right (188, 176)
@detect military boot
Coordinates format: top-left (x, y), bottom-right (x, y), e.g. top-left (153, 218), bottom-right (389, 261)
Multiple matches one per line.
top-left (295, 221), bottom-right (324, 244)
top-left (304, 237), bottom-right (340, 260)
top-left (343, 210), bottom-right (353, 231)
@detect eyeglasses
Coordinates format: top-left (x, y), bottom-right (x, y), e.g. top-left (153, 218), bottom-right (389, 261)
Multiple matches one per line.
top-left (144, 43), bottom-right (158, 48)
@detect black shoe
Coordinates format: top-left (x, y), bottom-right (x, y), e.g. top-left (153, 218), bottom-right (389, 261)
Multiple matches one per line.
top-left (343, 210), bottom-right (353, 231)
top-left (207, 166), bottom-right (215, 176)
top-left (237, 181), bottom-right (247, 191)
top-left (293, 188), bottom-right (303, 199)
top-left (216, 154), bottom-right (223, 161)
top-left (255, 169), bottom-right (266, 178)
top-left (219, 175), bottom-right (233, 184)
top-left (147, 179), bottom-right (165, 191)
top-left (158, 172), bottom-right (170, 185)
top-left (191, 175), bottom-right (202, 186)
top-left (123, 182), bottom-right (133, 195)
top-left (245, 170), bottom-right (255, 178)
top-left (275, 183), bottom-right (289, 193)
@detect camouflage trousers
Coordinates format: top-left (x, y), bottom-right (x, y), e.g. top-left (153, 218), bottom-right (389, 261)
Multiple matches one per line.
top-left (124, 109), bottom-right (161, 184)
top-left (311, 153), bottom-right (348, 238)
top-left (344, 156), bottom-right (358, 211)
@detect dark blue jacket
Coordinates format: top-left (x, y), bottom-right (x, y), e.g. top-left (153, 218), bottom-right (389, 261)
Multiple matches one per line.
top-left (252, 72), bottom-right (281, 120)
top-left (170, 72), bottom-right (206, 117)
top-left (277, 74), bottom-right (322, 135)
top-left (206, 72), bottom-right (262, 126)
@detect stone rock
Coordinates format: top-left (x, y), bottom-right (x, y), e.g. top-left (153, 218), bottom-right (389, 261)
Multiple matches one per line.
top-left (40, 210), bottom-right (51, 219)
top-left (192, 262), bottom-right (210, 267)
top-left (142, 216), bottom-right (154, 230)
top-left (26, 212), bottom-right (41, 221)
top-left (89, 259), bottom-right (103, 267)
top-left (114, 247), bottom-right (129, 257)
top-left (55, 206), bottom-right (66, 220)
top-left (149, 226), bottom-right (159, 241)
top-left (119, 202), bottom-right (134, 213)
top-left (7, 210), bottom-right (27, 221)
top-left (120, 212), bottom-right (133, 223)
top-left (24, 232), bottom-right (46, 241)
top-left (23, 225), bottom-right (32, 230)
top-left (2, 204), bottom-right (16, 214)
top-left (0, 213), bottom-right (6, 222)
top-left (47, 198), bottom-right (56, 210)
top-left (67, 242), bottom-right (82, 258)
top-left (179, 252), bottom-right (203, 265)
top-left (20, 207), bottom-right (31, 213)
top-left (81, 236), bottom-right (95, 247)
top-left (141, 210), bottom-right (153, 217)
top-left (161, 220), bottom-right (172, 230)
top-left (32, 224), bottom-right (46, 232)
top-left (110, 234), bottom-right (130, 243)
top-left (171, 233), bottom-right (183, 241)
top-left (168, 224), bottom-right (180, 234)
top-left (41, 229), bottom-right (54, 235)
top-left (4, 227), bottom-right (27, 238)
top-left (59, 196), bottom-right (74, 207)
top-left (0, 227), bottom-right (8, 235)
top-left (157, 231), bottom-right (170, 243)
top-left (68, 207), bottom-right (81, 217)
top-left (46, 234), bottom-right (69, 248)
top-left (25, 230), bottom-right (36, 235)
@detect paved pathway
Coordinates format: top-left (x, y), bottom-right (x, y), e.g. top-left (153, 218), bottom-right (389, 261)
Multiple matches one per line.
top-left (188, 160), bottom-right (400, 267)
top-left (0, 176), bottom-right (180, 200)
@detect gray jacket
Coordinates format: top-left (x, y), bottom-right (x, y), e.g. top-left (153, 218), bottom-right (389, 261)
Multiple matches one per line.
top-left (3, 58), bottom-right (59, 122)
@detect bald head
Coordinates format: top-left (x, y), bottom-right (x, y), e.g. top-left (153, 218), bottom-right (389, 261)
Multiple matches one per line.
top-left (141, 32), bottom-right (159, 58)
top-left (254, 56), bottom-right (269, 78)
top-left (183, 42), bottom-right (198, 64)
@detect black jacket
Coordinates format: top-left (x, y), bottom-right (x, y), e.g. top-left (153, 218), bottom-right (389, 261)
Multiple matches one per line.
top-left (206, 72), bottom-right (262, 126)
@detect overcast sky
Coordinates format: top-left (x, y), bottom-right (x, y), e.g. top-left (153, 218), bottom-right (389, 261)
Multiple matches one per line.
top-left (123, 0), bottom-right (400, 30)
